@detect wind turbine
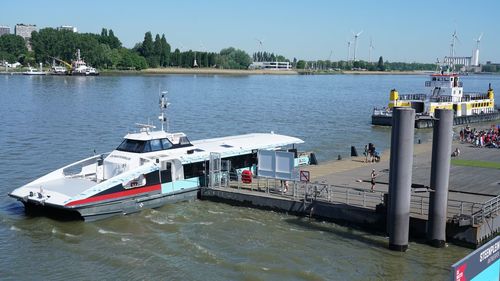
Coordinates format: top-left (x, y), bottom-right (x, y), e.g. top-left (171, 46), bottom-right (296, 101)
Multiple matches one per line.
top-left (448, 30), bottom-right (460, 70)
top-left (255, 38), bottom-right (264, 61)
top-left (368, 37), bottom-right (374, 63)
top-left (450, 30), bottom-right (460, 58)
top-left (347, 41), bottom-right (351, 61)
top-left (352, 30), bottom-right (363, 61)
top-left (472, 32), bottom-right (483, 66)
top-left (474, 32), bottom-right (483, 49)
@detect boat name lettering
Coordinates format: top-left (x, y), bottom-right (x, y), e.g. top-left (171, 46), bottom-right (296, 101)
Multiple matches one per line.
top-left (110, 155), bottom-right (131, 161)
top-left (480, 241), bottom-right (499, 263)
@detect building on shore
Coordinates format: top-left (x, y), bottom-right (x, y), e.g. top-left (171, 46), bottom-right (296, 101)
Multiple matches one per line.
top-left (15, 23), bottom-right (37, 51)
top-left (57, 25), bottom-right (78, 33)
top-left (0, 26), bottom-right (10, 36)
top-left (443, 56), bottom-right (472, 68)
top-left (443, 56), bottom-right (483, 72)
top-left (249, 61), bottom-right (291, 70)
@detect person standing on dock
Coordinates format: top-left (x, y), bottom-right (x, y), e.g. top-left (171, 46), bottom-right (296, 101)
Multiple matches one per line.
top-left (370, 169), bottom-right (377, 192)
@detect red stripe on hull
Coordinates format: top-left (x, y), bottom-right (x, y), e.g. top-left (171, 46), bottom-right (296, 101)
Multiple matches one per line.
top-left (65, 184), bottom-right (161, 207)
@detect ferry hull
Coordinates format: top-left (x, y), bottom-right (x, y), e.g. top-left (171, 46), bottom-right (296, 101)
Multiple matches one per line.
top-left (76, 187), bottom-right (199, 221)
top-left (14, 187), bottom-right (199, 221)
top-left (372, 112), bottom-right (500, 128)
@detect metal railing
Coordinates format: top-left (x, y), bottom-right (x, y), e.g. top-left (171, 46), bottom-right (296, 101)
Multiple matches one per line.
top-left (471, 195), bottom-right (500, 225)
top-left (409, 193), bottom-right (484, 220)
top-left (398, 93), bottom-right (427, 101)
top-left (210, 174), bottom-right (498, 225)
top-left (463, 92), bottom-right (490, 101)
top-left (226, 176), bottom-right (385, 209)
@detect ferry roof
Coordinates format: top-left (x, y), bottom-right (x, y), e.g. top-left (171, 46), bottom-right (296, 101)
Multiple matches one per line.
top-left (125, 130), bottom-right (176, 141)
top-left (192, 132), bottom-right (303, 151)
top-left (141, 132), bottom-right (304, 164)
top-left (180, 132), bottom-right (304, 163)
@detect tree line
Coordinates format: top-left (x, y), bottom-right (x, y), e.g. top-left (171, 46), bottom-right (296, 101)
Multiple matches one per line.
top-left (0, 27), bottom-right (442, 71)
top-left (252, 51), bottom-right (288, 63)
top-left (0, 28), bottom-right (253, 70)
top-left (295, 56), bottom-right (435, 72)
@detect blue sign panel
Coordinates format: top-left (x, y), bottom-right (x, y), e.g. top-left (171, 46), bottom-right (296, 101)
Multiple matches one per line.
top-left (451, 236), bottom-right (499, 281)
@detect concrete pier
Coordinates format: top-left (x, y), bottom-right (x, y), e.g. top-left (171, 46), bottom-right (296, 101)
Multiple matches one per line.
top-left (427, 109), bottom-right (454, 247)
top-left (200, 139), bottom-right (500, 248)
top-left (387, 108), bottom-right (415, 251)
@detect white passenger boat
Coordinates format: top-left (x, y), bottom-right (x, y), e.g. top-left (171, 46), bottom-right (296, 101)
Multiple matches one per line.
top-left (9, 92), bottom-right (307, 221)
top-left (22, 63), bottom-right (48, 75)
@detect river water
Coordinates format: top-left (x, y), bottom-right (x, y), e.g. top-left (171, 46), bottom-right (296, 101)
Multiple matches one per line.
top-left (1, 73), bottom-right (499, 280)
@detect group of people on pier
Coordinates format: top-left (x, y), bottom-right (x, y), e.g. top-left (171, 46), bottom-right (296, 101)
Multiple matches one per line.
top-left (364, 143), bottom-right (380, 163)
top-left (459, 125), bottom-right (500, 148)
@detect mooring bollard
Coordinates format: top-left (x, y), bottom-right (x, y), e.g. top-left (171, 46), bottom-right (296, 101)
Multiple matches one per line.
top-left (427, 109), bottom-right (453, 248)
top-left (388, 107), bottom-right (415, 252)
top-left (351, 146), bottom-right (358, 157)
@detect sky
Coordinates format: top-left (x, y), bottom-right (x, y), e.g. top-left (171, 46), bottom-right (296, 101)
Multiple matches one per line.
top-left (2, 0), bottom-right (499, 63)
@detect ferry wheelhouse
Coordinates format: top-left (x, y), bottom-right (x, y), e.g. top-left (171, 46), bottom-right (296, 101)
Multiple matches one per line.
top-left (9, 92), bottom-right (308, 221)
top-left (372, 71), bottom-right (498, 128)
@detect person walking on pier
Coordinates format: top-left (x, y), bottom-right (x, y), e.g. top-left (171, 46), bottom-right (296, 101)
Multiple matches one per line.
top-left (370, 169), bottom-right (377, 192)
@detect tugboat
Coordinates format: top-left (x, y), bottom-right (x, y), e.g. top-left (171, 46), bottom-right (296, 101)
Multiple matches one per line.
top-left (9, 91), bottom-right (308, 221)
top-left (372, 69), bottom-right (499, 128)
top-left (71, 49), bottom-right (99, 76)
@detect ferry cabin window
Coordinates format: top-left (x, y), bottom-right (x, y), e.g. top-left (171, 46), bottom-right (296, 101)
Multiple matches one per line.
top-left (150, 139), bottom-right (163, 152)
top-left (226, 153), bottom-right (255, 170)
top-left (117, 138), bottom-right (175, 153)
top-left (183, 162), bottom-right (205, 179)
top-left (117, 139), bottom-right (147, 153)
top-left (179, 136), bottom-right (191, 146)
top-left (161, 138), bottom-right (173, 149)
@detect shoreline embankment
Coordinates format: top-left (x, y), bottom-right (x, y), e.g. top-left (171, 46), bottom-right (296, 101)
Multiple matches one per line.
top-left (0, 67), bottom-right (440, 76)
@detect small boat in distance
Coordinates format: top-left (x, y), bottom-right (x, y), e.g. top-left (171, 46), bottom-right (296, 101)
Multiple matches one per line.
top-left (9, 91), bottom-right (308, 221)
top-left (51, 59), bottom-right (68, 75)
top-left (71, 49), bottom-right (99, 76)
top-left (22, 63), bottom-right (48, 75)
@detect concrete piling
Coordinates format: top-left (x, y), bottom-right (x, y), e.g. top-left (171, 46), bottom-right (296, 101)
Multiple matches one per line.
top-left (427, 109), bottom-right (453, 247)
top-left (388, 108), bottom-right (415, 252)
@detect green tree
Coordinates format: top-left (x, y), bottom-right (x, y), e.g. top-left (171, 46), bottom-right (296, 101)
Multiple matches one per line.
top-left (171, 48), bottom-right (181, 66)
top-left (377, 56), bottom-right (385, 71)
top-left (140, 31), bottom-right (154, 67)
top-left (149, 34), bottom-right (161, 68)
top-left (118, 48), bottom-right (147, 70)
top-left (107, 30), bottom-right (121, 49)
top-left (0, 34), bottom-right (28, 59)
top-left (296, 60), bottom-right (306, 69)
top-left (218, 47), bottom-right (251, 69)
top-left (160, 34), bottom-right (170, 66)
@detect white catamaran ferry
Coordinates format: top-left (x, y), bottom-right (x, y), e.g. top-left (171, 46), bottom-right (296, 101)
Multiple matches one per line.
top-left (9, 92), bottom-right (308, 221)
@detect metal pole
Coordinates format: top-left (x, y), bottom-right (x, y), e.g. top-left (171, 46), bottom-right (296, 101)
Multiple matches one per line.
top-left (427, 109), bottom-right (453, 248)
top-left (388, 107), bottom-right (415, 252)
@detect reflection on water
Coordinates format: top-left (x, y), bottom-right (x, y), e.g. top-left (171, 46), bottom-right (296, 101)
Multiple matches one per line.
top-left (2, 74), bottom-right (496, 280)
